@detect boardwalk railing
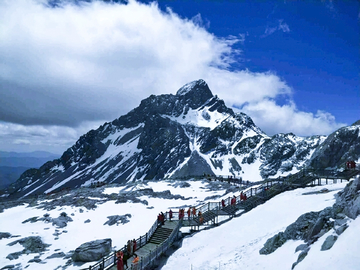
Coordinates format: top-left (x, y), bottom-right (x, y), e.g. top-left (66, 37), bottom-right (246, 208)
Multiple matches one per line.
top-left (88, 216), bottom-right (162, 270)
top-left (89, 168), bottom-right (360, 270)
top-left (135, 218), bottom-right (183, 270)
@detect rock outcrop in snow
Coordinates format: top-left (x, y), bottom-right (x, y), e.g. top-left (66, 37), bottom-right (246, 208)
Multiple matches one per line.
top-left (72, 239), bottom-right (112, 262)
top-left (259, 176), bottom-right (360, 269)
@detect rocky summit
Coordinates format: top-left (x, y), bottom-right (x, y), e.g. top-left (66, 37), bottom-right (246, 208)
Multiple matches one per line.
top-left (3, 80), bottom-right (360, 200)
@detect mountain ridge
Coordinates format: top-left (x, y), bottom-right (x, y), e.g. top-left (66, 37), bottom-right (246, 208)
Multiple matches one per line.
top-left (3, 80), bottom-right (360, 199)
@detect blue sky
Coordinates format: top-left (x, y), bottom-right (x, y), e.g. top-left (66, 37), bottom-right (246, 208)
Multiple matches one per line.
top-left (0, 0), bottom-right (359, 154)
top-left (148, 0), bottom-right (359, 125)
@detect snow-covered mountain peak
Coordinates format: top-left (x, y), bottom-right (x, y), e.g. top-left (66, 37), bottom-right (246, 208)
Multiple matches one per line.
top-left (4, 79), bottom-right (359, 200)
top-left (176, 79), bottom-right (208, 96)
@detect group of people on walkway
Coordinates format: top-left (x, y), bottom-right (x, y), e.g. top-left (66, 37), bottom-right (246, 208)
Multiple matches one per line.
top-left (115, 239), bottom-right (139, 270)
top-left (157, 212), bottom-right (165, 226)
top-left (177, 206), bottom-right (198, 221)
top-left (116, 190), bottom-right (254, 270)
top-left (116, 251), bottom-right (139, 270)
top-left (221, 192), bottom-right (248, 208)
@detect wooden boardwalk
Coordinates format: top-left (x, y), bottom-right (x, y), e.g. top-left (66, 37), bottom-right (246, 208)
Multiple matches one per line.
top-left (91, 169), bottom-right (360, 270)
top-left (108, 221), bottom-right (180, 270)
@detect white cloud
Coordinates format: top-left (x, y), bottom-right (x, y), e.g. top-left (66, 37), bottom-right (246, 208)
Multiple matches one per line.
top-left (241, 99), bottom-right (345, 136)
top-left (0, 121), bottom-right (101, 154)
top-left (278, 19), bottom-right (290, 33)
top-left (263, 19), bottom-right (290, 37)
top-left (0, 0), bottom-right (344, 153)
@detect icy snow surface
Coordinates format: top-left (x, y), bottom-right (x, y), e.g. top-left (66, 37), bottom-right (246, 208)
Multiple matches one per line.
top-left (0, 179), bottom-right (359, 270)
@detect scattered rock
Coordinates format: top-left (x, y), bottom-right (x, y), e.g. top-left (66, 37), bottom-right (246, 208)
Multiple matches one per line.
top-left (72, 238), bottom-right (112, 262)
top-left (1, 266), bottom-right (14, 269)
top-left (84, 219), bottom-right (91, 224)
top-left (292, 248), bottom-right (309, 269)
top-left (0, 232), bottom-right (11, 240)
top-left (28, 258), bottom-right (41, 263)
top-left (7, 236), bottom-right (51, 256)
top-left (321, 235), bottom-right (338, 251)
top-left (259, 232), bottom-right (287, 254)
top-left (295, 244), bottom-right (308, 253)
top-left (104, 214), bottom-right (131, 226)
top-left (46, 252), bottom-right (65, 259)
top-left (335, 223), bottom-right (348, 235)
top-left (52, 212), bottom-right (73, 228)
top-left (6, 252), bottom-right (23, 260)
top-left (171, 182), bottom-right (191, 188)
top-left (22, 217), bottom-right (39, 224)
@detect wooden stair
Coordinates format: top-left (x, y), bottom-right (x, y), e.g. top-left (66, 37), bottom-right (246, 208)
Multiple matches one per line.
top-left (148, 226), bottom-right (173, 245)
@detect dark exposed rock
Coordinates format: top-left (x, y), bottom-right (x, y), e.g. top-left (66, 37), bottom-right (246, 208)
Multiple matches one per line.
top-left (1, 265), bottom-right (15, 269)
top-left (295, 244), bottom-right (308, 253)
top-left (334, 176), bottom-right (360, 219)
top-left (0, 232), bottom-right (11, 240)
top-left (261, 176), bottom-right (360, 269)
top-left (46, 252), bottom-right (66, 259)
top-left (7, 236), bottom-right (51, 254)
top-left (335, 223), bottom-right (348, 235)
top-left (1, 264), bottom-right (21, 270)
top-left (259, 232), bottom-right (287, 255)
top-left (51, 212), bottom-right (73, 228)
top-left (22, 216), bottom-right (39, 224)
top-left (72, 239), bottom-right (112, 262)
top-left (84, 219), bottom-right (91, 223)
top-left (292, 248), bottom-right (309, 269)
top-left (103, 214), bottom-right (131, 226)
top-left (321, 235), bottom-right (338, 251)
top-left (6, 252), bottom-right (23, 260)
top-left (28, 258), bottom-right (42, 263)
top-left (171, 182), bottom-right (191, 188)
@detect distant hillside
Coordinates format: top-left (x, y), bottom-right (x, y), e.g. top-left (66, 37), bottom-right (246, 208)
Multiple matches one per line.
top-left (0, 151), bottom-right (59, 167)
top-left (0, 166), bottom-right (30, 190)
top-left (0, 151), bottom-right (59, 190)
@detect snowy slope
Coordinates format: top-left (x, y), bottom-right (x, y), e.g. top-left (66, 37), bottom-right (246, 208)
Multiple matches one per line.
top-left (162, 181), bottom-right (360, 270)
top-left (1, 177), bottom-right (359, 270)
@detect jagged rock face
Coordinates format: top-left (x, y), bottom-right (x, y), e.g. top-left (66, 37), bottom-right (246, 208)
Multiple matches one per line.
top-left (309, 123), bottom-right (360, 169)
top-left (4, 80), bottom-right (358, 200)
top-left (259, 134), bottom-right (325, 178)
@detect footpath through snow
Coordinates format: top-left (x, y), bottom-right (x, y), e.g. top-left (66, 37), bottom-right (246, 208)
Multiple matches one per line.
top-left (162, 182), bottom-right (360, 270)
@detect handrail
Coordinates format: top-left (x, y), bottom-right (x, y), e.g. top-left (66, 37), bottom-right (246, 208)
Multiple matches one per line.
top-left (89, 168), bottom-right (359, 270)
top-left (88, 215), bottom-right (162, 269)
top-left (134, 218), bottom-right (183, 270)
